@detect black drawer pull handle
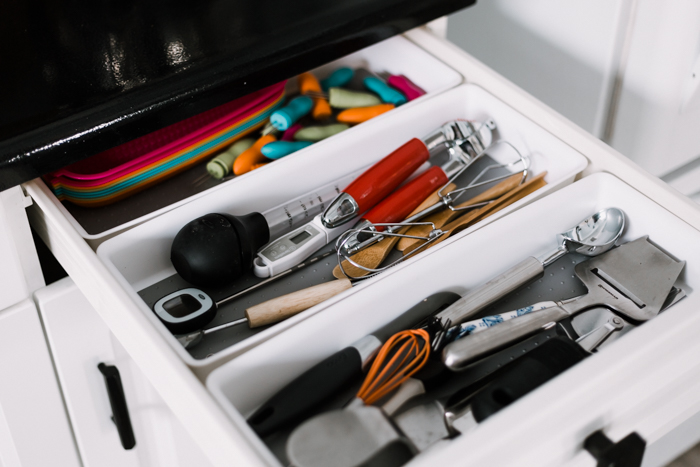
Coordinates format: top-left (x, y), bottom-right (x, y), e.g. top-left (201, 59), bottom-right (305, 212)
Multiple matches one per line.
top-left (584, 429), bottom-right (645, 467)
top-left (98, 363), bottom-right (136, 450)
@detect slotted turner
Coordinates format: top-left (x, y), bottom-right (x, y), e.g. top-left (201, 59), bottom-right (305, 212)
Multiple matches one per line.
top-left (443, 236), bottom-right (685, 370)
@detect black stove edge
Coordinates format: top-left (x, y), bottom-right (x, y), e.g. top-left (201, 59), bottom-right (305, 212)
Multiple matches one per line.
top-left (0, 0), bottom-right (475, 191)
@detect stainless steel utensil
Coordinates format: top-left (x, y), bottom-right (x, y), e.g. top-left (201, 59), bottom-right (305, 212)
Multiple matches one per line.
top-left (434, 207), bottom-right (626, 328)
top-left (443, 236), bottom-right (685, 370)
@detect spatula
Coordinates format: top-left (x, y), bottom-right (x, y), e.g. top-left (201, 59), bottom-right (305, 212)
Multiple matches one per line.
top-left (443, 236), bottom-right (685, 370)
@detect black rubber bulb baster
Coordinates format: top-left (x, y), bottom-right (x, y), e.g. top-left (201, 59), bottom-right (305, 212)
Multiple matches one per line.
top-left (170, 212), bottom-right (270, 286)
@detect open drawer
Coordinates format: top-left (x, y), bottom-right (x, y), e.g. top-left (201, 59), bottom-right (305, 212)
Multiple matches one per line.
top-left (93, 81), bottom-right (586, 375)
top-left (207, 173), bottom-right (700, 467)
top-left (22, 27), bottom-right (700, 467)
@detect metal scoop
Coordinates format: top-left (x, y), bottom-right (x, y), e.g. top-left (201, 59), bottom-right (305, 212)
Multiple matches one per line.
top-left (435, 207), bottom-right (626, 327)
top-left (443, 236), bottom-right (685, 370)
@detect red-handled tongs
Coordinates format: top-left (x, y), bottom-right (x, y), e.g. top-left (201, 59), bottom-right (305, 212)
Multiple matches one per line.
top-left (253, 121), bottom-right (493, 278)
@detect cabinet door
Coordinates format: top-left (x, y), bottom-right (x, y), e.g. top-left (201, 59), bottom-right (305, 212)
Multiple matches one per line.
top-left (0, 299), bottom-right (80, 467)
top-left (35, 277), bottom-right (212, 467)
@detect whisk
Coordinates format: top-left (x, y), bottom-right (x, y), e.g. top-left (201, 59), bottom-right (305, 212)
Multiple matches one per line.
top-left (356, 328), bottom-right (431, 405)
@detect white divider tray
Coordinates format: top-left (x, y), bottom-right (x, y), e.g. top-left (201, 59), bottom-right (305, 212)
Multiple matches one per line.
top-left (97, 82), bottom-right (588, 375)
top-left (48, 35), bottom-right (464, 248)
top-left (207, 173), bottom-right (700, 466)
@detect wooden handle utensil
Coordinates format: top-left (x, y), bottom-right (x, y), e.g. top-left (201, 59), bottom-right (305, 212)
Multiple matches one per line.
top-left (401, 172), bottom-right (547, 256)
top-left (396, 172), bottom-right (524, 252)
top-left (245, 279), bottom-right (352, 328)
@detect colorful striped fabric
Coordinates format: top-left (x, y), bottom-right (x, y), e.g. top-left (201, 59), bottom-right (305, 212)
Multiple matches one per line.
top-left (45, 82), bottom-right (286, 207)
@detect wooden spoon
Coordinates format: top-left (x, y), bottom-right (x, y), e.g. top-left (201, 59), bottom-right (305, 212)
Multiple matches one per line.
top-left (332, 183), bottom-right (458, 279)
top-left (401, 171), bottom-right (548, 256)
top-left (396, 172), bottom-right (524, 252)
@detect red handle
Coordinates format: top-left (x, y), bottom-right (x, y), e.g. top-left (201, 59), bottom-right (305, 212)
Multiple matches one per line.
top-left (363, 166), bottom-right (448, 229)
top-left (387, 75), bottom-right (426, 101)
top-left (344, 138), bottom-right (430, 213)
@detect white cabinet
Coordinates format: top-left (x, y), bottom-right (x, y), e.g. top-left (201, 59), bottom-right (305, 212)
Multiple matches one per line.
top-left (14, 24), bottom-right (700, 467)
top-left (0, 298), bottom-right (80, 467)
top-left (34, 277), bottom-right (211, 467)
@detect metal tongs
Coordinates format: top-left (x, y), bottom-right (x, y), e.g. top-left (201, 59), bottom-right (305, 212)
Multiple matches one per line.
top-left (335, 120), bottom-right (530, 279)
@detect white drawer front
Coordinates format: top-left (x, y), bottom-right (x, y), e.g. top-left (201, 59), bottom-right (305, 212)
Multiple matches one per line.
top-left (35, 278), bottom-right (211, 467)
top-left (0, 299), bottom-right (80, 467)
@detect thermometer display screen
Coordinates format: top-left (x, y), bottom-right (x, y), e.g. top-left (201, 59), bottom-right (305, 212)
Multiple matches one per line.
top-left (290, 230), bottom-right (312, 244)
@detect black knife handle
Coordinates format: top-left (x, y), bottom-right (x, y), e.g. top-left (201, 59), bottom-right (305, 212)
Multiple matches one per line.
top-left (248, 346), bottom-right (363, 437)
top-left (471, 336), bottom-right (589, 423)
top-left (97, 363), bottom-right (136, 450)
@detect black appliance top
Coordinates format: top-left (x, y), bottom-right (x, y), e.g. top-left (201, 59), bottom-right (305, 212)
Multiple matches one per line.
top-left (0, 0), bottom-right (475, 190)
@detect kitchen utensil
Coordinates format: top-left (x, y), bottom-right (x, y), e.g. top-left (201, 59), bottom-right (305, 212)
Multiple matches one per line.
top-left (434, 207), bottom-right (626, 328)
top-left (233, 134), bottom-right (277, 175)
top-left (170, 169), bottom-right (358, 286)
top-left (286, 404), bottom-right (415, 467)
top-left (331, 182), bottom-right (457, 279)
top-left (254, 120), bottom-right (495, 279)
top-left (294, 124), bottom-right (350, 142)
top-left (575, 316), bottom-right (625, 352)
top-left (248, 183), bottom-right (452, 317)
top-left (153, 279), bottom-right (349, 335)
top-left (356, 329), bottom-right (431, 405)
top-left (336, 136), bottom-right (528, 259)
top-left (270, 96), bottom-right (313, 130)
top-left (336, 104), bottom-right (395, 124)
top-left (253, 165), bottom-right (448, 279)
top-left (335, 171), bottom-right (546, 280)
top-left (260, 140), bottom-right (313, 159)
top-left (247, 292), bottom-right (460, 437)
top-left (321, 67), bottom-right (354, 91)
top-left (298, 72), bottom-right (332, 120)
top-left (160, 247), bottom-right (338, 337)
top-left (321, 120), bottom-right (493, 230)
top-left (363, 76), bottom-right (407, 105)
top-left (285, 336), bottom-right (586, 467)
top-left (396, 171), bottom-right (523, 252)
top-left (284, 287), bottom-right (687, 465)
top-left (386, 74), bottom-right (426, 101)
top-left (306, 88), bottom-right (383, 108)
top-left (443, 236), bottom-right (685, 370)
top-left (206, 138), bottom-right (255, 179)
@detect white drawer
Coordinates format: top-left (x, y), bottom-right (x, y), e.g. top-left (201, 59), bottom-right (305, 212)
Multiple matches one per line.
top-left (22, 27), bottom-right (700, 467)
top-left (208, 173), bottom-right (700, 467)
top-left (34, 277), bottom-right (211, 467)
top-left (95, 81), bottom-right (586, 375)
top-left (0, 298), bottom-right (80, 467)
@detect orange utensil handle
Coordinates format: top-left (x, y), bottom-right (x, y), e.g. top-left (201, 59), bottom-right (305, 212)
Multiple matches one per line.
top-left (363, 166), bottom-right (448, 228)
top-left (233, 134), bottom-right (276, 175)
top-left (344, 138), bottom-right (430, 214)
top-left (336, 104), bottom-right (394, 124)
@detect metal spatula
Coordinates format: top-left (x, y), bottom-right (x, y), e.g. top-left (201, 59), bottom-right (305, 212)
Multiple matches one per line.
top-left (443, 236), bottom-right (685, 370)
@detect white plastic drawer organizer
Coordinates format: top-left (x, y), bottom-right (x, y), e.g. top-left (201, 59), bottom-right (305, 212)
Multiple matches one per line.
top-left (208, 173), bottom-right (699, 467)
top-left (96, 83), bottom-right (587, 376)
top-left (39, 35), bottom-right (462, 249)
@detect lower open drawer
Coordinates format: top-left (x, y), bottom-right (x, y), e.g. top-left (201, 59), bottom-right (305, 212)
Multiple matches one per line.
top-left (207, 173), bottom-right (700, 467)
